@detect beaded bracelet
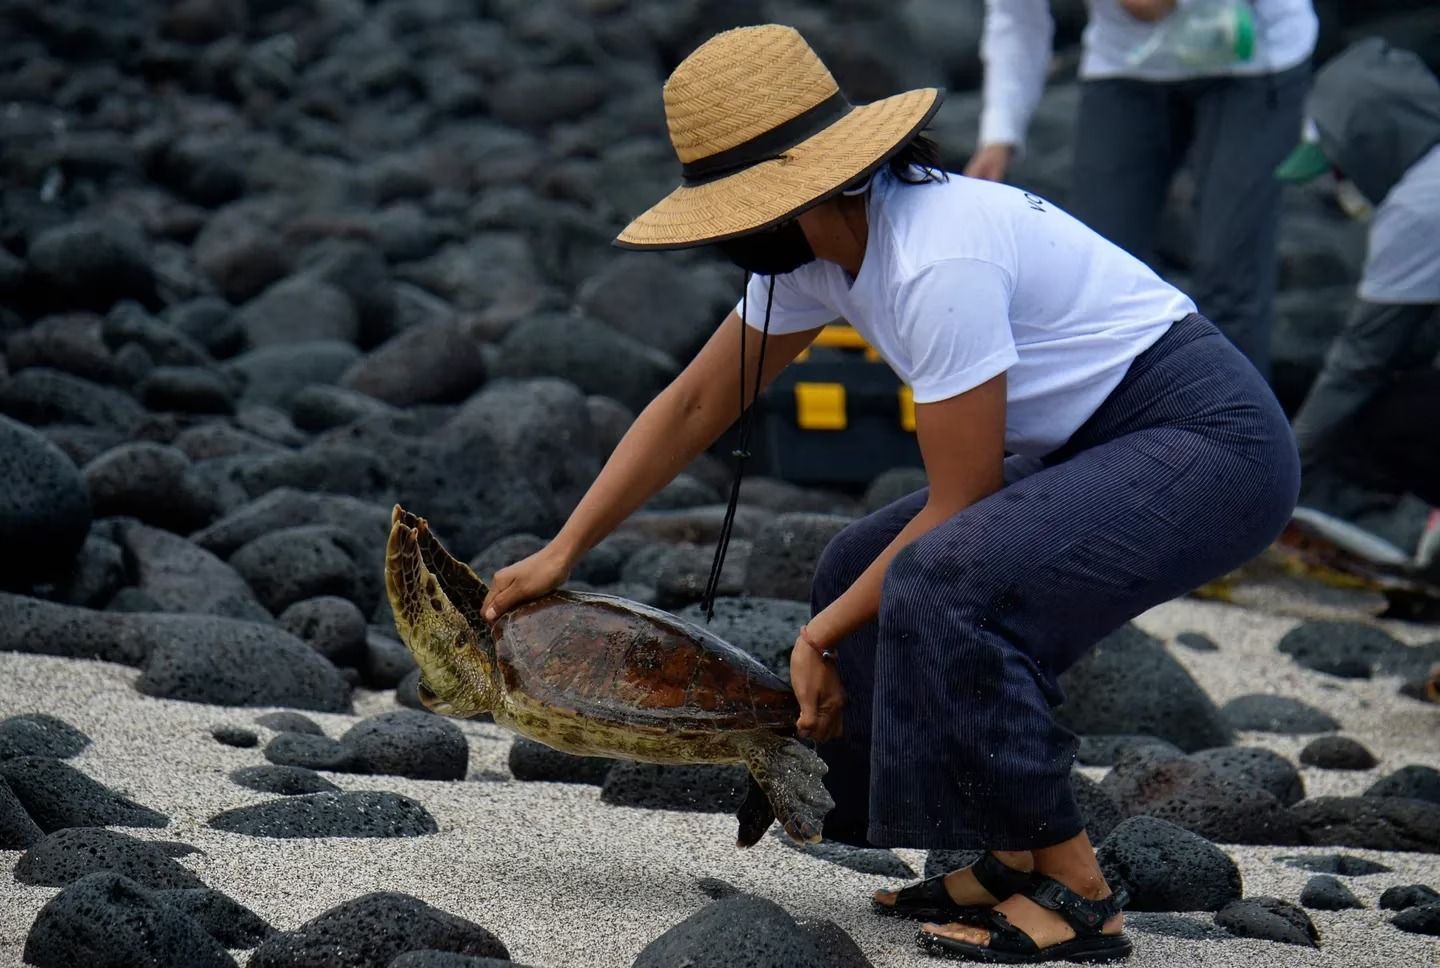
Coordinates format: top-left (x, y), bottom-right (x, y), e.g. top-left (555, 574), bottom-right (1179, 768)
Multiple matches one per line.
top-left (799, 625), bottom-right (836, 662)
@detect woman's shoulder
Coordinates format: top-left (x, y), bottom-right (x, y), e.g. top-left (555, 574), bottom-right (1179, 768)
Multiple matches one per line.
top-left (872, 170), bottom-right (1017, 276)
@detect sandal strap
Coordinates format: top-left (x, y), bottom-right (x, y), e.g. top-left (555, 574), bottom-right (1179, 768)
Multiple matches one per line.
top-left (892, 872), bottom-right (954, 908)
top-left (973, 909), bottom-right (1039, 956)
top-left (1023, 876), bottom-right (1129, 936)
top-left (971, 852), bottom-right (1035, 901)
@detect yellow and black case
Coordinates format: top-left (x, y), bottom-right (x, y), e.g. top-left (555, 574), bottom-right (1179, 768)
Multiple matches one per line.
top-left (752, 324), bottom-right (923, 486)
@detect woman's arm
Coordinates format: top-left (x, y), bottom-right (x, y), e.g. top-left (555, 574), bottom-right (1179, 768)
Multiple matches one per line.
top-left (807, 371), bottom-right (1007, 645)
top-left (482, 310), bottom-right (820, 618)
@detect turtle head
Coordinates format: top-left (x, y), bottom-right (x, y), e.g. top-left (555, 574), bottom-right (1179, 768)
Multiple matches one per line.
top-left (385, 505), bottom-right (500, 718)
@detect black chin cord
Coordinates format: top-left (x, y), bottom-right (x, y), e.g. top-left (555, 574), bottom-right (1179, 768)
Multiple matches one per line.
top-left (700, 272), bottom-right (775, 621)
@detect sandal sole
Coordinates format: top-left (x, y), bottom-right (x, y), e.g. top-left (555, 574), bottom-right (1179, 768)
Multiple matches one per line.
top-left (917, 930), bottom-right (1133, 964)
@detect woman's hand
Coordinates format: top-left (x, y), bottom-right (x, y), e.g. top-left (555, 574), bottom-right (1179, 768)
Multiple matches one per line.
top-left (791, 633), bottom-right (845, 743)
top-left (1119, 0), bottom-right (1177, 22)
top-left (482, 546), bottom-right (572, 621)
top-left (964, 143), bottom-right (1014, 182)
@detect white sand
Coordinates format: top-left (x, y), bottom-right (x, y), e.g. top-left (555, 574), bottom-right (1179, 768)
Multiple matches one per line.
top-left (1, 597), bottom-right (1438, 968)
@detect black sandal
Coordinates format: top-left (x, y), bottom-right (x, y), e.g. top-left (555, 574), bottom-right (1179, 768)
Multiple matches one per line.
top-left (916, 876), bottom-right (1132, 963)
top-left (873, 853), bottom-right (1035, 923)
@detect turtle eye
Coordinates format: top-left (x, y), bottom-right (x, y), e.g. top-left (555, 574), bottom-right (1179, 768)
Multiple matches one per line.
top-left (453, 630), bottom-right (472, 650)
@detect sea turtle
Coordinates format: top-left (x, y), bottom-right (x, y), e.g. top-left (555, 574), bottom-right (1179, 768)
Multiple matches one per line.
top-left (384, 504), bottom-right (835, 846)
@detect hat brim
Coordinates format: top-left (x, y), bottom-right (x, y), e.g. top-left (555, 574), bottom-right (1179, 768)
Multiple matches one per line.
top-left (1275, 141), bottom-right (1331, 183)
top-left (615, 88), bottom-right (944, 250)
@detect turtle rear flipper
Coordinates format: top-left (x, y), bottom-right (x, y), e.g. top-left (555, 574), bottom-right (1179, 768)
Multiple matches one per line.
top-left (741, 736), bottom-right (834, 846)
top-left (735, 775), bottom-right (775, 848)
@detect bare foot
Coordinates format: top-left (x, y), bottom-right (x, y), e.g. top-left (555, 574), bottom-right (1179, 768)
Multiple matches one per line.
top-left (873, 850), bottom-right (1033, 910)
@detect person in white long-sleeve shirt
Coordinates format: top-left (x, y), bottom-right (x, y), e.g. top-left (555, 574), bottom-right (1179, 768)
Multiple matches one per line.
top-left (969, 0), bottom-right (1318, 383)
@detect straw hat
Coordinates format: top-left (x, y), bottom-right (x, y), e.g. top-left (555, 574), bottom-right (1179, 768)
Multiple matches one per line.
top-left (615, 24), bottom-right (944, 250)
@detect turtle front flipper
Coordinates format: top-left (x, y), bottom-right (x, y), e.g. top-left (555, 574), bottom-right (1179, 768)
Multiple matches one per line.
top-left (740, 736), bottom-right (835, 846)
top-left (414, 518), bottom-right (492, 636)
top-left (385, 510), bottom-right (501, 718)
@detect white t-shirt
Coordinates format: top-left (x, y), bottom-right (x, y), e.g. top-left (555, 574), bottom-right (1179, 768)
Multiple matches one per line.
top-left (735, 169), bottom-right (1197, 459)
top-left (1360, 143), bottom-right (1440, 305)
top-left (980, 0), bottom-right (1319, 149)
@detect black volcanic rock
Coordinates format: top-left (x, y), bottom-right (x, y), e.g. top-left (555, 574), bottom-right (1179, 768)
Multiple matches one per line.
top-left (1220, 694), bottom-right (1339, 734)
top-left (1076, 735), bottom-right (1182, 767)
top-left (633, 894), bottom-right (866, 968)
top-left (0, 775), bottom-right (43, 849)
top-left (152, 886), bottom-right (275, 949)
top-left (290, 384), bottom-right (398, 432)
top-left (1096, 816), bottom-right (1242, 912)
top-left (192, 488), bottom-right (391, 558)
top-left (280, 595), bottom-right (368, 666)
top-left (247, 892), bottom-right (509, 967)
top-left (254, 711), bottom-right (324, 735)
top-left (389, 954), bottom-right (528, 968)
top-left (341, 319), bottom-right (487, 406)
top-left (1074, 770), bottom-right (1125, 844)
top-left (359, 630), bottom-right (417, 689)
top-left (1380, 884), bottom-right (1440, 911)
top-left (1300, 736), bottom-right (1378, 771)
top-left (1278, 853), bottom-right (1392, 876)
top-left (229, 524), bottom-right (378, 614)
top-left (601, 762), bottom-right (750, 813)
top-left (1365, 765), bottom-right (1440, 806)
top-left (26, 218), bottom-right (157, 312)
top-left (1191, 746), bottom-right (1305, 807)
top-left (264, 733), bottom-right (356, 772)
top-left (1214, 897), bottom-right (1318, 947)
top-left (340, 710), bottom-right (468, 781)
top-left (1102, 750), bottom-right (1300, 845)
top-left (136, 615), bottom-right (352, 712)
top-left (237, 276), bottom-right (359, 348)
top-left (138, 365), bottom-right (236, 414)
top-left (494, 313), bottom-right (679, 414)
top-left (231, 764), bottom-right (340, 796)
top-left (1299, 874), bottom-right (1363, 910)
top-left (0, 713), bottom-right (90, 760)
top-left (1291, 796), bottom-right (1440, 852)
top-left (0, 414), bottom-right (92, 584)
top-left (212, 725), bottom-right (259, 748)
top-left (1056, 625), bottom-right (1233, 752)
top-left (0, 367), bottom-right (146, 433)
top-left (83, 442), bottom-right (219, 532)
top-left (224, 341), bottom-right (362, 409)
top-left (16, 828), bottom-right (207, 889)
top-left (115, 521), bottom-right (268, 620)
top-left (1175, 632), bottom-right (1219, 652)
top-left (507, 737), bottom-right (614, 785)
top-left (208, 791), bottom-right (438, 838)
top-left (1277, 620), bottom-right (1407, 678)
top-left (742, 513), bottom-right (853, 603)
top-left (1393, 902), bottom-right (1440, 936)
top-left (55, 531), bottom-right (127, 607)
top-left (0, 756), bottom-right (167, 832)
top-left (23, 872), bottom-right (236, 968)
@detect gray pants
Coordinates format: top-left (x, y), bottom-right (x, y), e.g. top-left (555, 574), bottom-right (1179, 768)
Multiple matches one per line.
top-left (1069, 64), bottom-right (1311, 382)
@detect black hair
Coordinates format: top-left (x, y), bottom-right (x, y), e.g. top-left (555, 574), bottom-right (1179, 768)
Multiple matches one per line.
top-left (836, 133), bottom-right (949, 196)
top-left (887, 133), bottom-right (949, 184)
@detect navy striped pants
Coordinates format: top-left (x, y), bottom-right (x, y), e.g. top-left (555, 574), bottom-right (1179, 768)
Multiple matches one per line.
top-left (811, 313), bottom-right (1300, 850)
